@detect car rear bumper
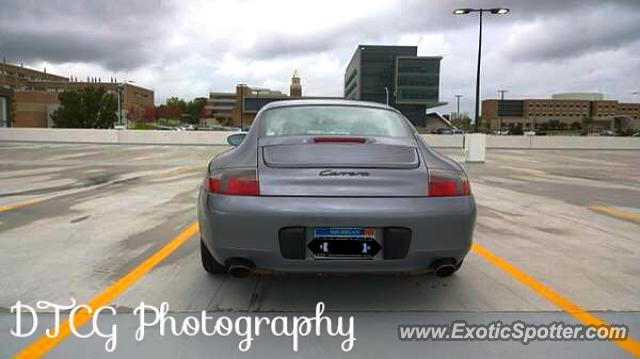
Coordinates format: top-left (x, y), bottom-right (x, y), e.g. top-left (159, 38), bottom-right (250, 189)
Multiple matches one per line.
top-left (197, 188), bottom-right (476, 273)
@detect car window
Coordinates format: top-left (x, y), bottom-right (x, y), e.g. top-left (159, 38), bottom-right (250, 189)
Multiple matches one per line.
top-left (260, 106), bottom-right (411, 137)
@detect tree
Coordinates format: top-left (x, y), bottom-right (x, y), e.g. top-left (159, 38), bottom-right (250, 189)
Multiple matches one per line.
top-left (199, 105), bottom-right (209, 119)
top-left (166, 96), bottom-right (187, 110)
top-left (156, 96), bottom-right (208, 124)
top-left (185, 97), bottom-right (208, 124)
top-left (50, 87), bottom-right (117, 128)
top-left (450, 112), bottom-right (472, 130)
top-left (142, 105), bottom-right (156, 122)
top-left (127, 106), bottom-right (143, 122)
top-left (157, 96), bottom-right (186, 120)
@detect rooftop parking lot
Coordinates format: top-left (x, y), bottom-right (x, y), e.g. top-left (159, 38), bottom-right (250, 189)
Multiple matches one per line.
top-left (0, 142), bottom-right (638, 357)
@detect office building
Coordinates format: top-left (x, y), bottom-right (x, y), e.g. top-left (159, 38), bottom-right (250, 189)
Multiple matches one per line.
top-left (344, 45), bottom-right (444, 125)
top-left (204, 92), bottom-right (236, 125)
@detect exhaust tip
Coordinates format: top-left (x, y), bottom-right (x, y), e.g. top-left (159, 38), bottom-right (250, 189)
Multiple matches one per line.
top-left (432, 258), bottom-right (458, 278)
top-left (225, 258), bottom-right (255, 278)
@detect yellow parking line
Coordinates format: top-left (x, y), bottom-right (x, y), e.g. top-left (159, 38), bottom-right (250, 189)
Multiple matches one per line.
top-left (588, 204), bottom-right (640, 224)
top-left (472, 242), bottom-right (640, 357)
top-left (0, 198), bottom-right (43, 213)
top-left (14, 221), bottom-right (199, 358)
top-left (169, 164), bottom-right (203, 176)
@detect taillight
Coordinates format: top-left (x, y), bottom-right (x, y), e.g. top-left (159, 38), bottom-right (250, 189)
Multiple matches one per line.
top-left (428, 169), bottom-right (470, 197)
top-left (205, 168), bottom-right (259, 196)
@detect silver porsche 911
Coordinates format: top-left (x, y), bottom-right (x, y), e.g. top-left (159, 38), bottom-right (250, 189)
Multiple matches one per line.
top-left (197, 99), bottom-right (476, 277)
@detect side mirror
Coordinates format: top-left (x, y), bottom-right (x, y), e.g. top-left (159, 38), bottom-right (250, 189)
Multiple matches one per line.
top-left (227, 133), bottom-right (246, 147)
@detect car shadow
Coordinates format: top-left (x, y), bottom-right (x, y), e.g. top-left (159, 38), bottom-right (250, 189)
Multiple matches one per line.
top-left (205, 272), bottom-right (472, 312)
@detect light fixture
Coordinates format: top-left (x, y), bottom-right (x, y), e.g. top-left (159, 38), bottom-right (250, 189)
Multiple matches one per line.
top-left (453, 8), bottom-right (472, 15)
top-left (489, 8), bottom-right (510, 15)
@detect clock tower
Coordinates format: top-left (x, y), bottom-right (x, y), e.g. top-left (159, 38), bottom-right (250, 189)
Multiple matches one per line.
top-left (289, 69), bottom-right (302, 98)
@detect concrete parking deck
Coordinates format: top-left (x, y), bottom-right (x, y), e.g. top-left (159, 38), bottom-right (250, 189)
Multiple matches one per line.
top-left (0, 143), bottom-right (638, 358)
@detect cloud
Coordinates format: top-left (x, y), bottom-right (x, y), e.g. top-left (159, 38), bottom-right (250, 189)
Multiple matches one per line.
top-left (0, 0), bottom-right (178, 70)
top-left (0, 0), bottom-right (638, 111)
top-left (504, 2), bottom-right (640, 62)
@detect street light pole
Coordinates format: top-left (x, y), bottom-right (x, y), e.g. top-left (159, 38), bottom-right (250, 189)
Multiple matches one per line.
top-left (384, 87), bottom-right (389, 106)
top-left (498, 89), bottom-right (508, 130)
top-left (240, 85), bottom-right (245, 131)
top-left (453, 7), bottom-right (510, 132)
top-left (474, 9), bottom-right (483, 132)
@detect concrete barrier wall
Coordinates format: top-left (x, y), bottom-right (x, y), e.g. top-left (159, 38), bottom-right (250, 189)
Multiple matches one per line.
top-left (530, 136), bottom-right (640, 149)
top-left (486, 135), bottom-right (532, 149)
top-left (421, 134), bottom-right (464, 148)
top-left (116, 130), bottom-right (231, 145)
top-left (0, 128), bottom-right (118, 143)
top-left (1, 128), bottom-right (639, 149)
top-left (485, 135), bottom-right (640, 149)
top-left (0, 128), bottom-right (232, 146)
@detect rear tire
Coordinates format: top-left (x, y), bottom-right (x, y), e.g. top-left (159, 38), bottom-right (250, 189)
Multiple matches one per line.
top-left (201, 239), bottom-right (227, 274)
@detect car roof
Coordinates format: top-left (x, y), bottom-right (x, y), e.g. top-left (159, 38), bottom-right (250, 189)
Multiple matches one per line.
top-left (259, 98), bottom-right (401, 113)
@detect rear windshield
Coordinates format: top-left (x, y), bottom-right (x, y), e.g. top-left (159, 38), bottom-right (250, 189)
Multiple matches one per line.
top-left (259, 106), bottom-right (411, 137)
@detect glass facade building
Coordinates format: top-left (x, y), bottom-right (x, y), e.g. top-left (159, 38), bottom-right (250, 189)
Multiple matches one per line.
top-left (395, 57), bottom-right (441, 104)
top-left (344, 45), bottom-right (443, 126)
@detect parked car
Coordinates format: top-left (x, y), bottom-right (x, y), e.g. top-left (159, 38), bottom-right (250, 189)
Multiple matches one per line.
top-left (432, 128), bottom-right (454, 134)
top-left (155, 125), bottom-right (177, 131)
top-left (209, 125), bottom-right (241, 131)
top-left (197, 100), bottom-right (476, 278)
top-left (599, 130), bottom-right (617, 136)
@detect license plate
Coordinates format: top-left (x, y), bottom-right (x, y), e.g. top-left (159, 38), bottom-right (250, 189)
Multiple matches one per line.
top-left (310, 227), bottom-right (380, 257)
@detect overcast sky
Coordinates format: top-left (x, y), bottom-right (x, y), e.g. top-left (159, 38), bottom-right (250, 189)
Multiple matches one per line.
top-left (1, 0), bottom-right (639, 114)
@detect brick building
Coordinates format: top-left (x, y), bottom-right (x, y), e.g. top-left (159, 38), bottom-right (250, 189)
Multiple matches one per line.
top-left (0, 62), bottom-right (154, 128)
top-left (481, 94), bottom-right (640, 131)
